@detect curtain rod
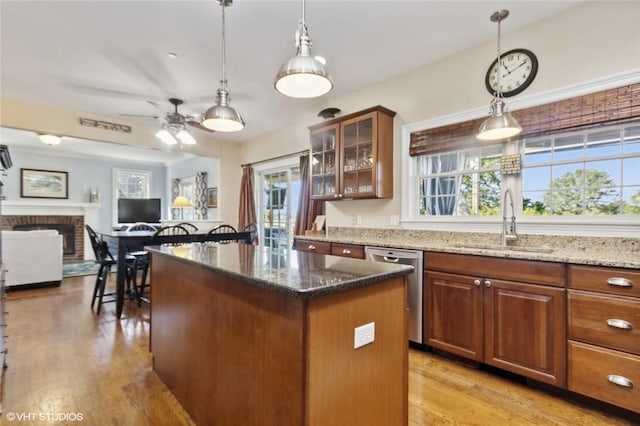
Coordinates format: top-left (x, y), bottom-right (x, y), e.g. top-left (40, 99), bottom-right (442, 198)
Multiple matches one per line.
top-left (242, 149), bottom-right (309, 168)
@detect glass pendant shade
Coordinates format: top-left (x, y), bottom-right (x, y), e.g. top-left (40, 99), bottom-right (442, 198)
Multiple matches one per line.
top-left (202, 88), bottom-right (245, 132)
top-left (155, 126), bottom-right (178, 145)
top-left (176, 128), bottom-right (196, 145)
top-left (476, 99), bottom-right (522, 141)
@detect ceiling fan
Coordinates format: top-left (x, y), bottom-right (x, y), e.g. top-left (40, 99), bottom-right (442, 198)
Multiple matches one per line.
top-left (121, 98), bottom-right (213, 145)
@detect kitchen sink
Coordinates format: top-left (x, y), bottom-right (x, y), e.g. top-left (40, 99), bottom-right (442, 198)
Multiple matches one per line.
top-left (453, 243), bottom-right (554, 254)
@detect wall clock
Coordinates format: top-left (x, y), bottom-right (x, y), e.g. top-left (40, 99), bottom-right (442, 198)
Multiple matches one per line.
top-left (485, 48), bottom-right (538, 97)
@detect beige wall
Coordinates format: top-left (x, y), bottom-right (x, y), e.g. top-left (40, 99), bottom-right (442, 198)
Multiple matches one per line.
top-left (240, 1), bottom-right (640, 229)
top-left (2, 2), bottom-right (639, 229)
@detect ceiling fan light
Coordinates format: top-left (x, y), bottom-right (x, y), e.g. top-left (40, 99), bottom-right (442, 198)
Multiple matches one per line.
top-left (176, 129), bottom-right (197, 145)
top-left (39, 134), bottom-right (62, 145)
top-left (155, 127), bottom-right (178, 145)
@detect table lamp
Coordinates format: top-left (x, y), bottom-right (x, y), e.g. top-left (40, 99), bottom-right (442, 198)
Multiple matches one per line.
top-left (172, 195), bottom-right (192, 220)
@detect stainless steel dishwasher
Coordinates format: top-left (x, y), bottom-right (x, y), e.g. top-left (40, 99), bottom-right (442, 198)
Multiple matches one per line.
top-left (364, 246), bottom-right (423, 344)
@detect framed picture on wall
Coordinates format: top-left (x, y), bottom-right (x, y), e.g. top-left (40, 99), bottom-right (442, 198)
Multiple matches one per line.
top-left (20, 168), bottom-right (69, 199)
top-left (207, 187), bottom-right (218, 208)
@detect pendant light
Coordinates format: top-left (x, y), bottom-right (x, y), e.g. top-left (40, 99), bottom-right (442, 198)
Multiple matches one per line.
top-left (477, 10), bottom-right (522, 141)
top-left (274, 0), bottom-right (333, 98)
top-left (202, 0), bottom-right (244, 132)
top-left (39, 134), bottom-right (62, 145)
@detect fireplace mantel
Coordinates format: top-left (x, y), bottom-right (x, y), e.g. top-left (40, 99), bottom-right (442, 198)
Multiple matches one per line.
top-left (3, 199), bottom-right (101, 260)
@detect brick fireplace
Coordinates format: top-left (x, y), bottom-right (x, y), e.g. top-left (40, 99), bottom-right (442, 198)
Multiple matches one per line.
top-left (3, 215), bottom-right (84, 263)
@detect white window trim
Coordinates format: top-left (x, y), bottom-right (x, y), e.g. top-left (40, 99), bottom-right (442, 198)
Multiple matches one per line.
top-left (401, 69), bottom-right (640, 238)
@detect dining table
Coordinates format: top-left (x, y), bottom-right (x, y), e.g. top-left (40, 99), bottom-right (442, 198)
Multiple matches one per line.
top-left (98, 228), bottom-right (253, 318)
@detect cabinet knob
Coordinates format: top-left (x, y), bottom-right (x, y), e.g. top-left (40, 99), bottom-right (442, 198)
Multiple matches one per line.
top-left (607, 277), bottom-right (633, 288)
top-left (606, 318), bottom-right (633, 330)
top-left (484, 280), bottom-right (492, 288)
top-left (474, 279), bottom-right (481, 287)
top-left (342, 249), bottom-right (351, 254)
top-left (607, 374), bottom-right (634, 388)
top-left (308, 245), bottom-right (316, 250)
top-left (334, 194), bottom-right (339, 198)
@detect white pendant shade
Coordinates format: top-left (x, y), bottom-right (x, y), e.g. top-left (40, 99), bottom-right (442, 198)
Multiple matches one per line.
top-left (39, 134), bottom-right (62, 145)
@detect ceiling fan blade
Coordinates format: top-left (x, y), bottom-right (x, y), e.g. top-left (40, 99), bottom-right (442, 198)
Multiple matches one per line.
top-left (147, 100), bottom-right (168, 113)
top-left (119, 113), bottom-right (161, 119)
top-left (187, 120), bottom-right (215, 133)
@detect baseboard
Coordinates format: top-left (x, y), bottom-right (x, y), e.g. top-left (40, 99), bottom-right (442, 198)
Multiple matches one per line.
top-left (6, 280), bottom-right (62, 291)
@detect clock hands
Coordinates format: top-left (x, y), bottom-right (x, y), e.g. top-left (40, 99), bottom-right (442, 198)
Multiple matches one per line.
top-left (502, 60), bottom-right (528, 78)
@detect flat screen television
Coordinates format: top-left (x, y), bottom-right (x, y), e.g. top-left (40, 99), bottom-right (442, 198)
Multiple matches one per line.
top-left (117, 198), bottom-right (161, 224)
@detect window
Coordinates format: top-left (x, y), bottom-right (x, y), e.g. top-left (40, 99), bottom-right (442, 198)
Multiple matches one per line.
top-left (416, 145), bottom-right (502, 216)
top-left (409, 122), bottom-right (640, 220)
top-left (522, 123), bottom-right (640, 215)
top-left (178, 177), bottom-right (195, 221)
top-left (113, 169), bottom-right (151, 225)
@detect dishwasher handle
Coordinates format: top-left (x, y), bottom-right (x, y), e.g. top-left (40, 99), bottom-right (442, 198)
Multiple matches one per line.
top-left (382, 256), bottom-right (400, 263)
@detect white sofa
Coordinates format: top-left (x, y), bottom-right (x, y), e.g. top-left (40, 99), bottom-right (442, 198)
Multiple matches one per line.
top-left (2, 230), bottom-right (63, 289)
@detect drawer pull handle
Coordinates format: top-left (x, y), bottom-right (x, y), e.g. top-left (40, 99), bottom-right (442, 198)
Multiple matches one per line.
top-left (607, 277), bottom-right (633, 288)
top-left (342, 249), bottom-right (351, 254)
top-left (607, 374), bottom-right (634, 388)
top-left (606, 318), bottom-right (633, 330)
top-left (308, 245), bottom-right (316, 250)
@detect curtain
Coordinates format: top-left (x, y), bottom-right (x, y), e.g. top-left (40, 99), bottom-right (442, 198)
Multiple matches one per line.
top-left (194, 171), bottom-right (208, 220)
top-left (294, 154), bottom-right (323, 236)
top-left (238, 165), bottom-right (258, 244)
top-left (171, 178), bottom-right (180, 220)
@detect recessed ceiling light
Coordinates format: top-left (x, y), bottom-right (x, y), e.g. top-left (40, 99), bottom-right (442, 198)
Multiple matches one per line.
top-left (168, 52), bottom-right (178, 59)
top-left (39, 134), bottom-right (62, 145)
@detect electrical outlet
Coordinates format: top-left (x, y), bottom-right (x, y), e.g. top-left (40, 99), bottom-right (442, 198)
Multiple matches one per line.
top-left (356, 215), bottom-right (362, 225)
top-left (390, 215), bottom-right (400, 226)
top-left (351, 215), bottom-right (357, 225)
top-left (354, 322), bottom-right (375, 349)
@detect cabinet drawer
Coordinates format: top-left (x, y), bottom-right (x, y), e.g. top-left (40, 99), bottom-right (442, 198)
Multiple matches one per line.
top-left (569, 265), bottom-right (640, 297)
top-left (568, 340), bottom-right (640, 414)
top-left (295, 239), bottom-right (331, 255)
top-left (568, 290), bottom-right (640, 355)
top-left (331, 243), bottom-right (365, 259)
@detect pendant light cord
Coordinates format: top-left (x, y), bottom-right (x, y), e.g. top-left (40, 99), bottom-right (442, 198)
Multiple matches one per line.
top-left (495, 17), bottom-right (502, 100)
top-left (221, 2), bottom-right (227, 90)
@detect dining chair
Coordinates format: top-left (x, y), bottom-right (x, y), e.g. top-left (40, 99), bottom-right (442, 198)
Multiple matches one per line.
top-left (136, 224), bottom-right (191, 306)
top-left (123, 223), bottom-right (158, 306)
top-left (175, 222), bottom-right (198, 233)
top-left (242, 223), bottom-right (258, 244)
top-left (85, 225), bottom-right (136, 314)
top-left (207, 224), bottom-right (238, 244)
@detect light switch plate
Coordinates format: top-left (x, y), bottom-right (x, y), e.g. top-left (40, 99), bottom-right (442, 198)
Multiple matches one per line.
top-left (354, 322), bottom-right (375, 349)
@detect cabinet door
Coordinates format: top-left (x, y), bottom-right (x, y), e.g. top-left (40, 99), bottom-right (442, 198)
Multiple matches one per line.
top-left (424, 271), bottom-right (483, 361)
top-left (340, 112), bottom-right (376, 199)
top-left (484, 279), bottom-right (566, 387)
top-left (310, 124), bottom-right (339, 200)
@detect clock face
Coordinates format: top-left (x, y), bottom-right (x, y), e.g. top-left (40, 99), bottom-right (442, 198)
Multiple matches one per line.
top-left (485, 48), bottom-right (538, 97)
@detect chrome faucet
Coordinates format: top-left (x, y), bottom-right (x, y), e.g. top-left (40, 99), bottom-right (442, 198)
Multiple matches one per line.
top-left (501, 188), bottom-right (518, 246)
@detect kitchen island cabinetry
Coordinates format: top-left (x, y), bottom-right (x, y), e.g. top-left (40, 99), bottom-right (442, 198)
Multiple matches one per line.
top-left (309, 106), bottom-right (395, 200)
top-left (149, 243), bottom-right (411, 426)
top-left (424, 251), bottom-right (566, 386)
top-left (568, 265), bottom-right (640, 414)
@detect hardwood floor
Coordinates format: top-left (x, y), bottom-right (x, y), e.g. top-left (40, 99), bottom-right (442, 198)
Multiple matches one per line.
top-left (2, 276), bottom-right (638, 425)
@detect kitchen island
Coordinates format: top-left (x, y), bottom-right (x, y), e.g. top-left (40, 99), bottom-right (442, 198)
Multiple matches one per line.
top-left (148, 243), bottom-right (413, 426)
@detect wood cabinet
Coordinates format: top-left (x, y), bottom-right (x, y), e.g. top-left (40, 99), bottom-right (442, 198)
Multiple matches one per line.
top-left (295, 238), bottom-right (365, 260)
top-left (568, 265), bottom-right (640, 413)
top-left (309, 106), bottom-right (395, 200)
top-left (424, 252), bottom-right (566, 386)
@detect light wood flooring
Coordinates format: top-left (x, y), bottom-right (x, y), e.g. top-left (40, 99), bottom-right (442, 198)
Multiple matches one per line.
top-left (2, 275), bottom-right (638, 425)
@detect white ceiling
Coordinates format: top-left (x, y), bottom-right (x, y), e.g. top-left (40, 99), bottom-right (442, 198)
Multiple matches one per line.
top-left (1, 0), bottom-right (581, 158)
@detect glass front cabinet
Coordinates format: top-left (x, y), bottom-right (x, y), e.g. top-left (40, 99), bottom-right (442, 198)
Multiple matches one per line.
top-left (309, 106), bottom-right (396, 200)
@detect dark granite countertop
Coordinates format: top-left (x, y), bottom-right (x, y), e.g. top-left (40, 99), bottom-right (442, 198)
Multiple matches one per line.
top-left (147, 243), bottom-right (413, 298)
